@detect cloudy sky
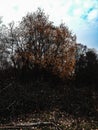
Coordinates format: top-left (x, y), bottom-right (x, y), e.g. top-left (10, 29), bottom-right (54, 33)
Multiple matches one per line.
top-left (0, 0), bottom-right (98, 49)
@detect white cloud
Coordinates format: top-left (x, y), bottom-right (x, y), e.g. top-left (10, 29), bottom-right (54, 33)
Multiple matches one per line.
top-left (88, 9), bottom-right (98, 20)
top-left (73, 8), bottom-right (83, 16)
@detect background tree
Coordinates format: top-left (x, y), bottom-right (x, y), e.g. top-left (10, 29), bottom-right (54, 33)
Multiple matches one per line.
top-left (0, 21), bottom-right (11, 69)
top-left (75, 45), bottom-right (98, 88)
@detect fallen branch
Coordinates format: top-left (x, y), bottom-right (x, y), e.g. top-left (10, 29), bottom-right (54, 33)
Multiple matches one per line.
top-left (0, 122), bottom-right (62, 130)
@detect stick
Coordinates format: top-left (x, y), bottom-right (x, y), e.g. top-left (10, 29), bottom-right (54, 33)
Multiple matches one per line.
top-left (0, 122), bottom-right (62, 130)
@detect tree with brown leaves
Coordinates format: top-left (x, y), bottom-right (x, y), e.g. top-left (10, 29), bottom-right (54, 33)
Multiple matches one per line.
top-left (12, 8), bottom-right (76, 79)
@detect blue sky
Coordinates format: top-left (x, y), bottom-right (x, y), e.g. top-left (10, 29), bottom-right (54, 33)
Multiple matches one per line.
top-left (0, 0), bottom-right (98, 49)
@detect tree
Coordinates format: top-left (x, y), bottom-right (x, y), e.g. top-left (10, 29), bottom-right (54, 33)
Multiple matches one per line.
top-left (75, 44), bottom-right (87, 74)
top-left (0, 21), bottom-right (11, 69)
top-left (12, 8), bottom-right (76, 79)
top-left (0, 20), bottom-right (23, 69)
top-left (75, 46), bottom-right (98, 87)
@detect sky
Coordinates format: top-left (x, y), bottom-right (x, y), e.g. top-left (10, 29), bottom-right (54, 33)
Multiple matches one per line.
top-left (0, 0), bottom-right (98, 49)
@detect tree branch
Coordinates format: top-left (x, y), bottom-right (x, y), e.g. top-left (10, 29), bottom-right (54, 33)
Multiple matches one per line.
top-left (0, 122), bottom-right (62, 130)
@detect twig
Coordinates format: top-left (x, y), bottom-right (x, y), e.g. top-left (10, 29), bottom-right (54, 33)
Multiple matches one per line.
top-left (6, 100), bottom-right (16, 110)
top-left (0, 82), bottom-right (13, 94)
